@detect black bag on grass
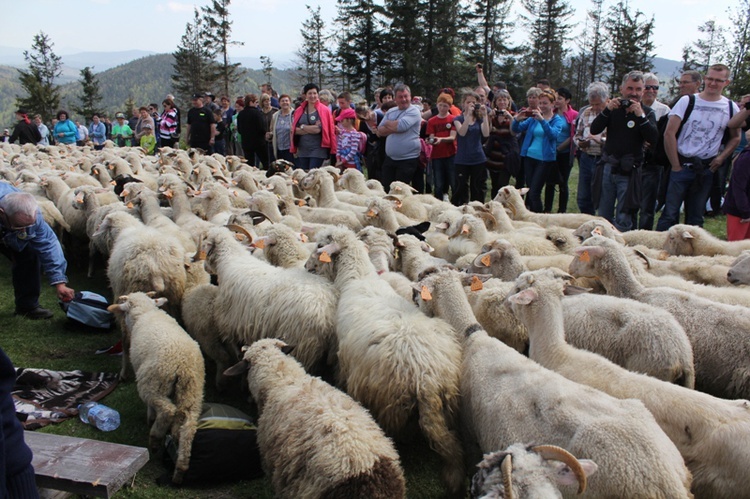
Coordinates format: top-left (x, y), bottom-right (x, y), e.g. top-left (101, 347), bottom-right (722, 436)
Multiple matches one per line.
top-left (59, 291), bottom-right (114, 331)
top-left (163, 403), bottom-right (263, 485)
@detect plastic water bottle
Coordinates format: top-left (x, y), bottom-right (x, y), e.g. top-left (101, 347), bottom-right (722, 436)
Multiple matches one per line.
top-left (78, 401), bottom-right (120, 432)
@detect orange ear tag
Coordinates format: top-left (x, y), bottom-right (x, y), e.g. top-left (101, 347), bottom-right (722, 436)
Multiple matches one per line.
top-left (470, 276), bottom-right (484, 291)
top-left (297, 199), bottom-right (305, 207)
top-left (300, 234), bottom-right (309, 243)
top-left (461, 224), bottom-right (470, 235)
top-left (255, 239), bottom-right (266, 249)
top-left (592, 227), bottom-right (603, 236)
top-left (421, 286), bottom-right (432, 301)
top-left (366, 209), bottom-right (376, 217)
top-left (319, 251), bottom-right (332, 263)
top-left (126, 202), bottom-right (134, 209)
top-left (109, 180), bottom-right (117, 185)
top-left (480, 254), bottom-right (492, 267)
top-left (197, 250), bottom-right (207, 260)
top-left (579, 250), bottom-right (590, 262)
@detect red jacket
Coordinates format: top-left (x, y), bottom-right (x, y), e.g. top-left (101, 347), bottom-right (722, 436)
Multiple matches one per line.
top-left (290, 102), bottom-right (337, 154)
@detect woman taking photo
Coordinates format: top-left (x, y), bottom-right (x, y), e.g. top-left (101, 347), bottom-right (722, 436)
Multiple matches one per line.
top-left (511, 88), bottom-right (563, 213)
top-left (290, 83), bottom-right (336, 171)
top-left (451, 91), bottom-right (490, 205)
top-left (544, 87), bottom-right (578, 213)
top-left (485, 90), bottom-right (520, 199)
top-left (269, 94), bottom-right (295, 164)
top-left (159, 98), bottom-right (179, 148)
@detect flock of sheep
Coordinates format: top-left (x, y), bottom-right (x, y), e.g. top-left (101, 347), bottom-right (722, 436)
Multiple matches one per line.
top-left (3, 138), bottom-right (750, 498)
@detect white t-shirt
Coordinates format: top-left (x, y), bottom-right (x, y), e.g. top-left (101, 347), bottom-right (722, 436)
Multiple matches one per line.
top-left (671, 94), bottom-right (739, 159)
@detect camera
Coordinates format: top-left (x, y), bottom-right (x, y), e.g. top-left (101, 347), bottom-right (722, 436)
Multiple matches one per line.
top-left (745, 101), bottom-right (750, 111)
top-left (476, 63), bottom-right (483, 69)
top-left (619, 99), bottom-right (632, 108)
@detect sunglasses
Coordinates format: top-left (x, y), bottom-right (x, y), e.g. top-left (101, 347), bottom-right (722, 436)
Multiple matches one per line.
top-left (644, 85), bottom-right (659, 90)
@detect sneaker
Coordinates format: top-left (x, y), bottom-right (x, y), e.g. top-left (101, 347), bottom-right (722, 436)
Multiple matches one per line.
top-left (95, 341), bottom-right (123, 356)
top-left (15, 307), bottom-right (53, 320)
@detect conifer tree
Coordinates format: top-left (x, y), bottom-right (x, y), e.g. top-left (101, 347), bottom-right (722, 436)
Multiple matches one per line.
top-left (335, 0), bottom-right (387, 97)
top-left (72, 67), bottom-right (105, 120)
top-left (16, 31), bottom-right (62, 122)
top-left (172, 9), bottom-right (219, 103)
top-left (295, 5), bottom-right (333, 87)
top-left (201, 0), bottom-right (244, 97)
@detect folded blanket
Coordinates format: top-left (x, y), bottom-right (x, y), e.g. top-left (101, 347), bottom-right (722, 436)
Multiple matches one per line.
top-left (13, 368), bottom-right (119, 430)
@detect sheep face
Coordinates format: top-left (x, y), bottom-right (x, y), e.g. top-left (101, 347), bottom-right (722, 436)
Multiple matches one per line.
top-left (663, 225), bottom-right (698, 256)
top-left (568, 237), bottom-right (613, 280)
top-left (727, 251), bottom-right (750, 285)
top-left (470, 444), bottom-right (597, 499)
top-left (573, 220), bottom-right (617, 243)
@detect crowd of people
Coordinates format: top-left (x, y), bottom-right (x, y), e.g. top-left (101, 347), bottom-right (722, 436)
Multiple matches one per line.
top-left (4, 65), bottom-right (750, 237)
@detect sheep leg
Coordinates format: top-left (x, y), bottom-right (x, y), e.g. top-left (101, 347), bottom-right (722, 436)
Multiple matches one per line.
top-left (146, 397), bottom-right (177, 455)
top-left (171, 412), bottom-right (200, 484)
top-left (119, 322), bottom-right (131, 381)
top-left (417, 391), bottom-right (465, 498)
top-left (87, 241), bottom-right (96, 279)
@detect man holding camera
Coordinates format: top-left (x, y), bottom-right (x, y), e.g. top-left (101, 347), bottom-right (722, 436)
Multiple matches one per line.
top-left (590, 70), bottom-right (657, 232)
top-left (656, 64), bottom-right (741, 231)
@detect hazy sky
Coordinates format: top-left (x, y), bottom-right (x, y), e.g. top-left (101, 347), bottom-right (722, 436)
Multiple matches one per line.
top-left (2, 0), bottom-right (741, 65)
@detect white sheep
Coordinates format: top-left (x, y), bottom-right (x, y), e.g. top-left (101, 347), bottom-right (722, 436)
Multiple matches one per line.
top-left (727, 250), bottom-right (750, 285)
top-left (224, 339), bottom-right (406, 499)
top-left (508, 268), bottom-right (750, 498)
top-left (253, 223), bottom-right (310, 268)
top-left (194, 225), bottom-right (338, 374)
top-left (356, 227), bottom-right (417, 301)
top-left (306, 226), bottom-right (465, 497)
top-left (107, 292), bottom-right (204, 485)
top-left (664, 224), bottom-right (750, 256)
top-left (470, 444), bottom-right (597, 499)
top-left (414, 268), bottom-right (693, 498)
top-left (570, 235), bottom-right (750, 400)
top-left (495, 185), bottom-right (604, 229)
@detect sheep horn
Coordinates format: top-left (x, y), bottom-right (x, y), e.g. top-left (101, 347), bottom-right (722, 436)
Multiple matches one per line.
top-left (532, 445), bottom-right (588, 494)
top-left (226, 224), bottom-right (254, 244)
top-left (501, 454), bottom-right (514, 499)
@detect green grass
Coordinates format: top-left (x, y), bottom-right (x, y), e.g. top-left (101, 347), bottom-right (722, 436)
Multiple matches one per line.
top-left (2, 166), bottom-right (728, 498)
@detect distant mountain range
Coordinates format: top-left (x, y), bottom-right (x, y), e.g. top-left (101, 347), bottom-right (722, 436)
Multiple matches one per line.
top-left (0, 52), bottom-right (301, 128)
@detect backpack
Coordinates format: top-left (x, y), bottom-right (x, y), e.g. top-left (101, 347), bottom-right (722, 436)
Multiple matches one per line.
top-left (59, 291), bottom-right (114, 331)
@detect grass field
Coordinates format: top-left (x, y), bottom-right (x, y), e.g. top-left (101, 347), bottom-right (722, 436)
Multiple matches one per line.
top-left (1, 164), bottom-right (728, 498)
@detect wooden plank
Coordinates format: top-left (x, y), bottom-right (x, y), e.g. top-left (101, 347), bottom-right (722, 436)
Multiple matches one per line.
top-left (26, 431), bottom-right (149, 498)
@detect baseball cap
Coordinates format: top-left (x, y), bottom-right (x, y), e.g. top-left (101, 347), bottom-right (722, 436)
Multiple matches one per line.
top-left (192, 93), bottom-right (204, 100)
top-left (335, 108), bottom-right (356, 121)
top-left (115, 112), bottom-right (126, 119)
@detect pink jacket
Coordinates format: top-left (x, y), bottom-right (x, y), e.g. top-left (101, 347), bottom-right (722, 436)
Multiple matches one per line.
top-left (290, 101), bottom-right (337, 154)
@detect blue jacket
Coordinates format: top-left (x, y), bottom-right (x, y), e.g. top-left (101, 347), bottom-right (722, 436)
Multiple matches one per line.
top-left (512, 114), bottom-right (563, 162)
top-left (0, 182), bottom-right (68, 285)
top-left (89, 122), bottom-right (106, 144)
top-left (53, 119), bottom-right (77, 144)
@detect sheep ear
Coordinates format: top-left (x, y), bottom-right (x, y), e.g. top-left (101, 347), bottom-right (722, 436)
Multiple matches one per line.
top-left (554, 459), bottom-right (598, 487)
top-left (518, 187), bottom-right (530, 196)
top-left (223, 360), bottom-right (249, 377)
top-left (153, 297), bottom-right (168, 308)
top-left (574, 246), bottom-right (605, 260)
top-left (681, 231), bottom-right (694, 240)
top-left (508, 288), bottom-right (538, 305)
top-left (280, 345), bottom-right (295, 355)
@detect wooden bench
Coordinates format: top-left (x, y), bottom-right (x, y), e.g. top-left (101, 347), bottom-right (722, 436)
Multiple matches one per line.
top-left (25, 431), bottom-right (149, 498)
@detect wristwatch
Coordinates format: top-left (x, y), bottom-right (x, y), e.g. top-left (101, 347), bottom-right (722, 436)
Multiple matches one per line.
top-left (300, 124), bottom-right (306, 130)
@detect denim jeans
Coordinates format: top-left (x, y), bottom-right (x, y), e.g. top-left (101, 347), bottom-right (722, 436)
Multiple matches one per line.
top-left (524, 158), bottom-right (552, 213)
top-left (577, 152), bottom-right (599, 215)
top-left (276, 149), bottom-right (296, 166)
top-left (297, 156), bottom-right (326, 171)
top-left (598, 163), bottom-right (634, 231)
top-left (656, 167), bottom-right (713, 230)
top-left (638, 166), bottom-right (662, 230)
top-left (0, 242), bottom-right (42, 312)
top-left (432, 156), bottom-right (456, 199)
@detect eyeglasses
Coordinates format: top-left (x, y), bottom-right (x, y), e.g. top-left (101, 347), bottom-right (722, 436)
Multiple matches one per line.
top-left (704, 77), bottom-right (728, 84)
top-left (645, 85), bottom-right (659, 90)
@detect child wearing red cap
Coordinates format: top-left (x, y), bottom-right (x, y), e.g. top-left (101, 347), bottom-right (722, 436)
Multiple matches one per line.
top-left (335, 108), bottom-right (363, 171)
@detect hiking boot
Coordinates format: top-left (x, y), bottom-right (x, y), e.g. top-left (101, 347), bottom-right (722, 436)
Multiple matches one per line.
top-left (15, 306), bottom-right (54, 320)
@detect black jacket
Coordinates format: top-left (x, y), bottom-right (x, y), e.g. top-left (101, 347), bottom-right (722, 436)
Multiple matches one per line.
top-left (9, 120), bottom-right (41, 145)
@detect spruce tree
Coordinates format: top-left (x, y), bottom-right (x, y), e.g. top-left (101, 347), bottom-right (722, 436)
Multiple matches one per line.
top-left (172, 9), bottom-right (219, 103)
top-left (520, 0), bottom-right (575, 87)
top-left (727, 0), bottom-right (750, 95)
top-left (295, 5), bottom-right (333, 87)
top-left (260, 56), bottom-right (274, 87)
top-left (72, 67), bottom-right (105, 120)
top-left (693, 20), bottom-right (726, 73)
top-left (335, 0), bottom-right (387, 98)
top-left (16, 31), bottom-right (62, 122)
top-left (601, 1), bottom-right (654, 93)
top-left (201, 0), bottom-right (244, 97)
